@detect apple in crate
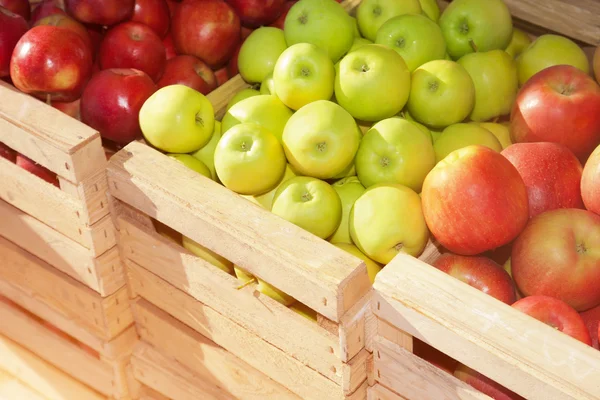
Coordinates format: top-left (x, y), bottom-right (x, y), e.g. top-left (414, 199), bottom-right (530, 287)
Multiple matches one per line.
top-left (237, 26), bottom-right (287, 84)
top-left (329, 177), bottom-right (365, 245)
top-left (227, 44), bottom-right (241, 77)
top-left (0, 7), bottom-right (28, 78)
top-left (454, 363), bottom-right (525, 400)
top-left (81, 68), bottom-right (157, 145)
top-left (510, 65), bottom-right (600, 162)
top-left (504, 28), bottom-right (531, 59)
top-left (167, 154), bottom-right (211, 179)
top-left (0, 143), bottom-right (16, 163)
top-left (0, 0), bottom-right (29, 20)
top-left (479, 122), bottom-right (512, 149)
top-left (334, 243), bottom-right (382, 283)
top-left (594, 47), bottom-right (600, 84)
top-left (10, 25), bottom-right (93, 102)
top-left (30, 0), bottom-right (68, 26)
top-left (65, 0), bottom-right (135, 26)
top-left (580, 304), bottom-right (600, 349)
top-left (52, 98), bottom-right (81, 120)
top-left (130, 0), bottom-right (170, 38)
top-left (581, 144), bottom-right (600, 215)
top-left (157, 55), bottom-right (217, 94)
top-left (433, 123), bottom-right (502, 164)
top-left (355, 0), bottom-right (422, 42)
top-left (269, 0), bottom-right (295, 29)
top-left (163, 33), bottom-right (176, 60)
top-left (225, 0), bottom-right (285, 28)
top-left (16, 154), bottom-right (59, 187)
top-left (214, 66), bottom-right (229, 87)
top-left (34, 14), bottom-right (93, 52)
top-left (234, 266), bottom-right (295, 306)
top-left (511, 208), bottom-right (600, 312)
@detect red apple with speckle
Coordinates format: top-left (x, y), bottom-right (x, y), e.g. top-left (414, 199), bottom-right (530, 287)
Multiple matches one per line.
top-left (30, 0), bottom-right (67, 25)
top-left (99, 21), bottom-right (166, 82)
top-left (0, 0), bottom-right (30, 21)
top-left (163, 32), bottom-right (176, 60)
top-left (16, 154), bottom-right (60, 187)
top-left (580, 304), bottom-right (600, 350)
top-left (225, 0), bottom-right (285, 28)
top-left (454, 364), bottom-right (525, 400)
top-left (34, 14), bottom-right (93, 53)
top-left (130, 0), bottom-right (170, 38)
top-left (0, 7), bottom-right (28, 78)
top-left (65, 0), bottom-right (134, 26)
top-left (157, 55), bottom-right (217, 94)
top-left (0, 142), bottom-right (16, 163)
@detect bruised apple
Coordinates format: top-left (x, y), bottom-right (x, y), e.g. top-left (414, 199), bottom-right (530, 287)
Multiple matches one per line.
top-left (157, 55), bottom-right (217, 94)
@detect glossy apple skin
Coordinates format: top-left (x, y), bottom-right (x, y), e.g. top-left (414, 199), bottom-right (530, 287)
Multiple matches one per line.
top-left (579, 304), bottom-right (600, 350)
top-left (65, 0), bottom-right (135, 26)
top-left (512, 208), bottom-right (600, 312)
top-left (214, 66), bottom-right (229, 86)
top-left (130, 0), bottom-right (170, 38)
top-left (454, 363), bottom-right (525, 400)
top-left (34, 14), bottom-right (93, 53)
top-left (30, 0), bottom-right (67, 26)
top-left (510, 65), bottom-right (600, 163)
top-left (269, 0), bottom-right (295, 29)
top-left (0, 0), bottom-right (30, 20)
top-left (163, 32), bottom-right (176, 60)
top-left (225, 0), bottom-right (285, 28)
top-left (52, 98), bottom-right (81, 120)
top-left (512, 295), bottom-right (592, 345)
top-left (10, 25), bottom-right (93, 102)
top-left (172, 0), bottom-right (240, 69)
top-left (0, 7), bottom-right (28, 77)
top-left (99, 21), bottom-right (166, 82)
top-left (157, 55), bottom-right (217, 94)
top-left (0, 142), bottom-right (16, 163)
top-left (16, 154), bottom-right (59, 187)
top-left (421, 145), bottom-right (529, 256)
top-left (501, 142), bottom-right (584, 219)
top-left (433, 253), bottom-right (517, 304)
top-left (80, 68), bottom-right (157, 145)
top-left (581, 144), bottom-right (600, 215)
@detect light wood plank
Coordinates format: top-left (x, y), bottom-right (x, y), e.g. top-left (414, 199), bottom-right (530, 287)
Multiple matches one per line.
top-left (367, 384), bottom-right (406, 400)
top-left (340, 293), bottom-right (372, 362)
top-left (0, 369), bottom-right (48, 400)
top-left (346, 380), bottom-right (369, 400)
top-left (139, 386), bottom-right (170, 400)
top-left (58, 169), bottom-right (111, 226)
top-left (107, 141), bottom-right (371, 322)
top-left (206, 74), bottom-right (251, 118)
top-left (342, 349), bottom-right (370, 396)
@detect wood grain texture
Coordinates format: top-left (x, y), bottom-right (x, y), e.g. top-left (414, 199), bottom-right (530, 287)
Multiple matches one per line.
top-left (58, 168), bottom-right (111, 226)
top-left (367, 384), bottom-right (406, 400)
top-left (0, 369), bottom-right (49, 400)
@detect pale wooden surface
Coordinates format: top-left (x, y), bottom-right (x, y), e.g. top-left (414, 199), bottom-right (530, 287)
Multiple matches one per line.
top-left (107, 141), bottom-right (371, 322)
top-left (0, 369), bottom-right (48, 400)
top-left (58, 168), bottom-right (111, 226)
top-left (139, 386), bottom-right (171, 400)
top-left (367, 384), bottom-right (406, 400)
top-left (339, 293), bottom-right (373, 363)
top-left (342, 349), bottom-right (370, 396)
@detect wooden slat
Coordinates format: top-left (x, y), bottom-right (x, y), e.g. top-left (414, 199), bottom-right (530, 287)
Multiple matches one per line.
top-left (133, 299), bottom-right (301, 400)
top-left (206, 74), bottom-right (251, 118)
top-left (139, 386), bottom-right (171, 400)
top-left (0, 369), bottom-right (48, 400)
top-left (342, 349), bottom-right (370, 396)
top-left (373, 254), bottom-right (600, 400)
top-left (367, 384), bottom-right (406, 400)
top-left (58, 168), bottom-right (111, 226)
top-left (340, 293), bottom-right (373, 362)
top-left (107, 141), bottom-right (370, 322)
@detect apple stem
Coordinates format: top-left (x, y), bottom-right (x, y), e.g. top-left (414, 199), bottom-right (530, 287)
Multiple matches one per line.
top-left (46, 94), bottom-right (52, 106)
top-left (469, 39), bottom-right (478, 53)
top-left (236, 278), bottom-right (257, 290)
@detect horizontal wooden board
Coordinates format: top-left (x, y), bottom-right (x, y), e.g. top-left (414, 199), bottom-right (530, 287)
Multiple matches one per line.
top-left (0, 369), bottom-right (48, 400)
top-left (58, 168), bottom-right (111, 226)
top-left (367, 384), bottom-right (405, 400)
top-left (139, 386), bottom-right (171, 400)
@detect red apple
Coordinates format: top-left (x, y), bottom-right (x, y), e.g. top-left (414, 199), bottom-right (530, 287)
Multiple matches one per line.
top-left (214, 66), bottom-right (229, 86)
top-left (130, 0), bottom-right (170, 38)
top-left (240, 26), bottom-right (253, 40)
top-left (0, 0), bottom-right (30, 20)
top-left (172, 0), bottom-right (240, 69)
top-left (52, 98), bottom-right (81, 120)
top-left (510, 65), bottom-right (600, 162)
top-left (501, 142), bottom-right (584, 219)
top-left (594, 47), bottom-right (599, 85)
top-left (163, 32), bottom-right (176, 60)
top-left (30, 0), bottom-right (67, 26)
top-left (65, 0), bottom-right (134, 26)
top-left (269, 0), bottom-right (296, 29)
top-left (157, 55), bottom-right (217, 94)
top-left (454, 363), bottom-right (525, 400)
top-left (16, 153), bottom-right (59, 187)
top-left (166, 0), bottom-right (178, 16)
top-left (580, 304), bottom-right (600, 350)
top-left (0, 142), bottom-right (16, 163)
top-left (432, 253), bottom-right (517, 304)
top-left (86, 24), bottom-right (105, 58)
top-left (99, 21), bottom-right (166, 82)
top-left (225, 0), bottom-right (285, 28)
top-left (413, 339), bottom-right (457, 375)
top-left (0, 7), bottom-right (28, 77)
top-left (34, 14), bottom-right (93, 52)
top-left (227, 44), bottom-right (241, 77)
top-left (80, 68), bottom-right (156, 145)
top-left (511, 208), bottom-right (600, 312)
top-left (581, 143), bottom-right (600, 215)
top-left (421, 145), bottom-right (529, 256)
top-left (10, 25), bottom-right (93, 102)
top-left (512, 295), bottom-right (592, 345)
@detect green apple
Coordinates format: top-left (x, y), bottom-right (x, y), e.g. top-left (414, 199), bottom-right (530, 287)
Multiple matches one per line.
top-left (350, 16), bottom-right (361, 38)
top-left (271, 176), bottom-right (342, 239)
top-left (233, 266), bottom-right (296, 306)
top-left (434, 123), bottom-right (502, 163)
top-left (221, 95), bottom-right (293, 143)
top-left (419, 0), bottom-right (440, 22)
top-left (140, 84), bottom-right (214, 153)
top-left (273, 43), bottom-right (335, 110)
top-left (356, 0), bottom-right (422, 42)
top-left (214, 122), bottom-right (286, 195)
top-left (260, 73), bottom-right (276, 95)
top-left (284, 0), bottom-right (355, 62)
top-left (238, 27), bottom-right (288, 83)
top-left (167, 154), bottom-right (212, 179)
top-left (183, 236), bottom-right (234, 274)
top-left (289, 302), bottom-right (317, 322)
top-left (334, 242), bottom-right (383, 283)
top-left (332, 159), bottom-right (358, 179)
top-left (192, 121), bottom-right (221, 181)
top-left (457, 49), bottom-right (518, 122)
top-left (504, 257), bottom-right (512, 278)
top-left (504, 28), bottom-right (532, 59)
top-left (329, 176), bottom-right (366, 244)
top-left (402, 110), bottom-right (435, 143)
top-left (479, 122), bottom-right (512, 149)
top-left (407, 60), bottom-right (475, 129)
top-left (349, 37), bottom-right (373, 53)
top-left (439, 0), bottom-right (513, 60)
top-left (282, 100), bottom-right (359, 179)
top-left (335, 44), bottom-right (411, 122)
top-left (350, 183), bottom-right (429, 263)
top-left (375, 14), bottom-right (446, 72)
top-left (355, 117), bottom-right (435, 192)
top-left (226, 88), bottom-right (261, 111)
top-left (242, 164), bottom-right (296, 210)
top-left (516, 34), bottom-right (590, 86)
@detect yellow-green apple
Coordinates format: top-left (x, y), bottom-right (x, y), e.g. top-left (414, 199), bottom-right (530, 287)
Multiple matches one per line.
top-left (580, 305), bottom-right (600, 349)
top-left (222, 94), bottom-right (293, 143)
top-left (242, 164), bottom-right (296, 210)
top-left (457, 49), bottom-right (518, 122)
top-left (418, 0), bottom-right (439, 22)
top-left (260, 72), bottom-right (276, 95)
top-left (225, 0), bottom-right (286, 28)
top-left (0, 7), bottom-right (28, 78)
top-left (434, 123), bottom-right (502, 163)
top-left (289, 302), bottom-right (317, 321)
top-left (16, 154), bottom-right (59, 187)
top-left (273, 42), bottom-right (335, 110)
top-left (501, 142), bottom-right (584, 218)
top-left (504, 28), bottom-right (531, 59)
top-left (355, 117), bottom-right (435, 192)
top-left (183, 235), bottom-right (234, 274)
top-left (81, 68), bottom-right (157, 145)
top-left (439, 0), bottom-right (512, 60)
top-left (421, 145), bottom-right (529, 255)
top-left (214, 122), bottom-right (286, 195)
top-left (403, 110), bottom-right (439, 143)
top-left (516, 34), bottom-right (590, 86)
top-left (594, 47), bottom-right (600, 84)
top-left (510, 65), bottom-right (600, 162)
top-left (334, 242), bottom-right (382, 283)
top-left (65, 0), bottom-right (135, 26)
top-left (375, 14), bottom-right (446, 72)
top-left (329, 176), bottom-right (366, 244)
top-left (225, 88), bottom-right (260, 111)
top-left (271, 176), bottom-right (342, 239)
top-left (582, 144), bottom-right (600, 215)
top-left (233, 266), bottom-right (296, 306)
top-left (511, 208), bottom-right (600, 312)
top-left (284, 0), bottom-right (354, 62)
top-left (349, 37), bottom-right (373, 53)
top-left (406, 60), bottom-right (475, 129)
top-left (167, 154), bottom-right (212, 179)
top-left (335, 44), bottom-right (411, 122)
top-left (282, 100), bottom-right (359, 179)
top-left (140, 84), bottom-right (215, 153)
top-left (130, 0), bottom-right (170, 38)
top-left (432, 253), bottom-right (517, 304)
top-left (479, 122), bottom-right (512, 149)
top-left (156, 55), bottom-right (217, 94)
top-left (512, 295), bottom-right (593, 345)
top-left (350, 16), bottom-right (360, 37)
top-left (454, 364), bottom-right (526, 400)
top-left (238, 27), bottom-right (287, 83)
top-left (350, 183), bottom-right (429, 263)
top-left (10, 25), bottom-right (93, 102)
top-left (356, 0), bottom-right (421, 42)
top-left (192, 121), bottom-right (222, 181)
top-left (152, 218), bottom-right (182, 245)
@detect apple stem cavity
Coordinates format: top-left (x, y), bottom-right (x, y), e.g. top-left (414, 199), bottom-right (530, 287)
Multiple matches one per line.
top-left (576, 242), bottom-right (587, 254)
top-left (372, 5), bottom-right (382, 16)
top-left (469, 39), bottom-right (478, 53)
top-left (394, 242), bottom-right (404, 252)
top-left (301, 191), bottom-right (313, 202)
top-left (195, 112), bottom-right (204, 127)
top-left (236, 278), bottom-right (257, 290)
top-left (361, 64), bottom-right (370, 73)
top-left (301, 67), bottom-right (311, 77)
top-left (298, 12), bottom-right (308, 25)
